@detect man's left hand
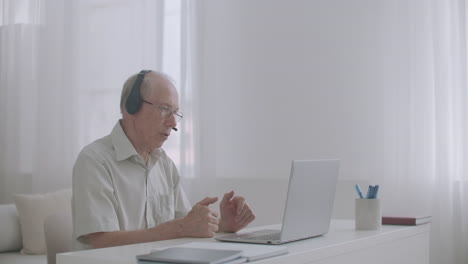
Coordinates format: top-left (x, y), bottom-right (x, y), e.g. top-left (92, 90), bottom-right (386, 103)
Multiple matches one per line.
top-left (219, 191), bottom-right (256, 233)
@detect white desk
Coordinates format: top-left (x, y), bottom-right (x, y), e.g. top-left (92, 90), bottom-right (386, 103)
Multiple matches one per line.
top-left (57, 220), bottom-right (430, 264)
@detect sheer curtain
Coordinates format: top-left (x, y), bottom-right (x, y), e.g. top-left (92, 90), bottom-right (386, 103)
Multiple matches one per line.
top-left (429, 0), bottom-right (468, 262)
top-left (374, 0), bottom-right (468, 263)
top-left (178, 0), bottom-right (202, 180)
top-left (0, 0), bottom-right (189, 203)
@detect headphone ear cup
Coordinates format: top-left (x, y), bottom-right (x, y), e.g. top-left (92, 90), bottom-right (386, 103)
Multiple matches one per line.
top-left (125, 70), bottom-right (151, 115)
top-left (125, 84), bottom-right (142, 114)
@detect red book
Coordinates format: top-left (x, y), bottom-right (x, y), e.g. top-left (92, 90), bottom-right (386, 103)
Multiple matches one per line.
top-left (382, 216), bottom-right (432, 225)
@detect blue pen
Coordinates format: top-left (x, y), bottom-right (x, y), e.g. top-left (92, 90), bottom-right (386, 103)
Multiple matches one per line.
top-left (373, 185), bottom-right (380, 198)
top-left (370, 185), bottom-right (376, 198)
top-left (355, 184), bottom-right (364, 199)
top-left (365, 185), bottom-right (372, 199)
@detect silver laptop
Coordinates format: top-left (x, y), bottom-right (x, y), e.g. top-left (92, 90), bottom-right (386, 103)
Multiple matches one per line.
top-left (216, 159), bottom-right (339, 245)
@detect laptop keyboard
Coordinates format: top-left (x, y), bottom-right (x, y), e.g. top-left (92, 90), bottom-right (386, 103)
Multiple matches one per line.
top-left (237, 232), bottom-right (281, 241)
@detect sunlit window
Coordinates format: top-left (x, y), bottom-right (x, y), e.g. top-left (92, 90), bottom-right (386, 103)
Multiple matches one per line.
top-left (76, 0), bottom-right (185, 168)
top-left (0, 0), bottom-right (42, 25)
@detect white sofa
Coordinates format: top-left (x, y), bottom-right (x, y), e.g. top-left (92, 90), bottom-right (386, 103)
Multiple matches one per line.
top-left (0, 204), bottom-right (47, 264)
top-left (0, 188), bottom-right (73, 264)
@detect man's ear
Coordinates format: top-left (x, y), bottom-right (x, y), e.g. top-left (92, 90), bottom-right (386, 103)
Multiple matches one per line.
top-left (122, 110), bottom-right (136, 120)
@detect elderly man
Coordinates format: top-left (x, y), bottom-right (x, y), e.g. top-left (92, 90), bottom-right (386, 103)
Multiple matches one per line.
top-left (72, 70), bottom-right (255, 250)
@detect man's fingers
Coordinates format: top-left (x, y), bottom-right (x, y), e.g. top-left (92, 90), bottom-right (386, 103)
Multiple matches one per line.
top-left (208, 214), bottom-right (220, 225)
top-left (220, 191), bottom-right (235, 207)
top-left (240, 214), bottom-right (256, 227)
top-left (208, 222), bottom-right (219, 233)
top-left (236, 206), bottom-right (249, 220)
top-left (210, 209), bottom-right (219, 218)
top-left (232, 196), bottom-right (246, 215)
top-left (197, 196), bottom-right (219, 206)
top-left (239, 209), bottom-right (255, 224)
top-left (200, 225), bottom-right (217, 238)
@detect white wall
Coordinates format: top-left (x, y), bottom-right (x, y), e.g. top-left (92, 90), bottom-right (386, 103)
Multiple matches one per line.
top-left (200, 0), bottom-right (398, 181)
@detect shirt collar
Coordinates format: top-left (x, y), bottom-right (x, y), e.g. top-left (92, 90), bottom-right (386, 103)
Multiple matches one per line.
top-left (111, 120), bottom-right (162, 162)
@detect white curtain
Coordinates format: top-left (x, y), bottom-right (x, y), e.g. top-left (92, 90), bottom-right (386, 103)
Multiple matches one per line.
top-left (373, 0), bottom-right (468, 263)
top-left (178, 0), bottom-right (202, 180)
top-left (0, 0), bottom-right (190, 202)
top-left (429, 0), bottom-right (468, 262)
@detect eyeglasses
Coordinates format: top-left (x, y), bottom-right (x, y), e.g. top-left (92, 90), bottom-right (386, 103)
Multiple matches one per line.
top-left (142, 100), bottom-right (183, 122)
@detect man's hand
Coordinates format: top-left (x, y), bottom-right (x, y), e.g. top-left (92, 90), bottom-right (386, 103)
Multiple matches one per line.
top-left (180, 197), bottom-right (220, 237)
top-left (219, 191), bottom-right (256, 233)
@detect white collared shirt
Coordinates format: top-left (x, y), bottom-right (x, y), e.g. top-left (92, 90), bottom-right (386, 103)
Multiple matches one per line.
top-left (72, 121), bottom-right (191, 250)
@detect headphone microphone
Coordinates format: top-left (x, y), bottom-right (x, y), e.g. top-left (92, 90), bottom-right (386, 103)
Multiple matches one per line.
top-left (172, 127), bottom-right (178, 132)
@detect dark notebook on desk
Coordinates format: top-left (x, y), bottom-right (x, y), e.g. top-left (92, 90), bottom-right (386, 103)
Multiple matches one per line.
top-left (382, 216), bottom-right (432, 225)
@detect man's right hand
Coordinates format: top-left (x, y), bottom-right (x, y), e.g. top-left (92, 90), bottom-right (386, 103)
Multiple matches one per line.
top-left (86, 197), bottom-right (221, 248)
top-left (180, 197), bottom-right (219, 237)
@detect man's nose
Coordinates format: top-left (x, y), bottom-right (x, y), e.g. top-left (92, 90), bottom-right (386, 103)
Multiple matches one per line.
top-left (166, 113), bottom-right (177, 127)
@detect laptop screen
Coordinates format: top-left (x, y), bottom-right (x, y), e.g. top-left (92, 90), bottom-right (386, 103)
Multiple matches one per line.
top-left (280, 160), bottom-right (340, 242)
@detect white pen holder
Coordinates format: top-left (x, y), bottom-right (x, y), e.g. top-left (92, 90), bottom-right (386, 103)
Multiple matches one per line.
top-left (355, 198), bottom-right (382, 230)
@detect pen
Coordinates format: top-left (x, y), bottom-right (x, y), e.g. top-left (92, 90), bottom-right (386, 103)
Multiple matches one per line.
top-left (365, 185), bottom-right (372, 199)
top-left (373, 185), bottom-right (380, 198)
top-left (355, 184), bottom-right (364, 199)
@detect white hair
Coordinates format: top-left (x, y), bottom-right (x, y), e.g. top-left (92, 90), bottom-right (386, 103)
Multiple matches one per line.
top-left (119, 71), bottom-right (174, 113)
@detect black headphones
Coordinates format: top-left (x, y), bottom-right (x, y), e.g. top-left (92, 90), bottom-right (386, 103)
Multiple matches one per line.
top-left (125, 70), bottom-right (152, 114)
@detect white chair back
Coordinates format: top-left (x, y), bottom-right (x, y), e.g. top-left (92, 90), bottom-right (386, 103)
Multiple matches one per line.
top-left (44, 212), bottom-right (72, 264)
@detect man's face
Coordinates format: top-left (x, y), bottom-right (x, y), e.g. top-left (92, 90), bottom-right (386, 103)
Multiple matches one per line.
top-left (133, 78), bottom-right (179, 149)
